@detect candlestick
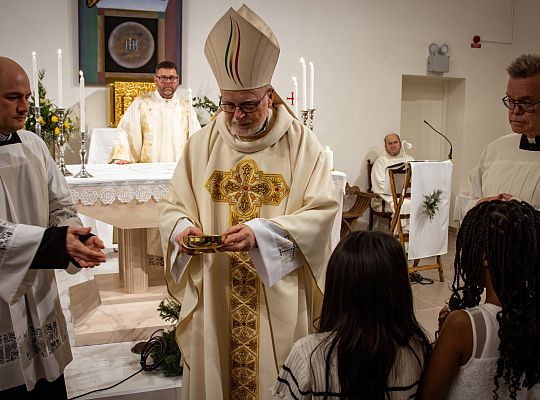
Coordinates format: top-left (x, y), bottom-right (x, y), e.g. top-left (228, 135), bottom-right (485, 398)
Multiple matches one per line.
top-left (79, 71), bottom-right (85, 132)
top-left (31, 51), bottom-right (39, 109)
top-left (57, 49), bottom-right (63, 108)
top-left (292, 76), bottom-right (299, 117)
top-left (309, 61), bottom-right (314, 109)
top-left (56, 108), bottom-right (72, 176)
top-left (74, 128), bottom-right (93, 178)
top-left (300, 57), bottom-right (307, 110)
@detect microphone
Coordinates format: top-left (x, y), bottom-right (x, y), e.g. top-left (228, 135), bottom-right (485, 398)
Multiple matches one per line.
top-left (423, 120), bottom-right (452, 160)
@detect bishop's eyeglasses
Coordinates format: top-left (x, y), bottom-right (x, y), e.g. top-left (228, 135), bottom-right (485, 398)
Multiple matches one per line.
top-left (219, 89), bottom-right (272, 113)
top-left (156, 75), bottom-right (179, 83)
top-left (502, 96), bottom-right (540, 113)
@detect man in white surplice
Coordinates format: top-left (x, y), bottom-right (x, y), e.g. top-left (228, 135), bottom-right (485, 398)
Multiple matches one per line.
top-left (371, 132), bottom-right (415, 215)
top-left (158, 5), bottom-right (339, 400)
top-left (109, 60), bottom-right (201, 164)
top-left (0, 57), bottom-right (107, 398)
top-left (456, 54), bottom-right (540, 222)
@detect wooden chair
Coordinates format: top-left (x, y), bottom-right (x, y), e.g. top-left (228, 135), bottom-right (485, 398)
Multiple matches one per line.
top-left (340, 183), bottom-right (374, 238)
top-left (388, 165), bottom-right (444, 282)
top-left (366, 159), bottom-right (392, 231)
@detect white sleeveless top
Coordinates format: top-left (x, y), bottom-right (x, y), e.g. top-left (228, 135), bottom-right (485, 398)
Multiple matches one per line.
top-left (446, 303), bottom-right (539, 400)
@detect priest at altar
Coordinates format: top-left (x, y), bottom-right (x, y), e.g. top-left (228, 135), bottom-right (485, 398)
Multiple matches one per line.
top-left (158, 5), bottom-right (339, 399)
top-left (109, 60), bottom-right (201, 266)
top-left (109, 60), bottom-right (201, 164)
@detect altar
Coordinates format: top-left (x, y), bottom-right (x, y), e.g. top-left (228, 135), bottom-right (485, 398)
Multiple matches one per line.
top-left (66, 163), bottom-right (176, 346)
top-left (66, 163), bottom-right (346, 346)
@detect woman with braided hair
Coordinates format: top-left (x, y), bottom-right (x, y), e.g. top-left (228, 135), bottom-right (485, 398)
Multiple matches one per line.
top-left (418, 200), bottom-right (540, 400)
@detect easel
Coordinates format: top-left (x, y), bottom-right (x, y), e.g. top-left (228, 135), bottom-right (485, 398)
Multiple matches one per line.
top-left (388, 164), bottom-right (444, 282)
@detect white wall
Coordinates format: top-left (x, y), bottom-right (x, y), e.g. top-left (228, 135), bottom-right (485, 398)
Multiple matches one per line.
top-left (1, 0), bottom-right (539, 186)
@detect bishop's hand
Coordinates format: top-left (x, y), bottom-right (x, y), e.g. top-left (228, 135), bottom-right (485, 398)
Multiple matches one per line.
top-left (177, 226), bottom-right (204, 255)
top-left (220, 224), bottom-right (257, 252)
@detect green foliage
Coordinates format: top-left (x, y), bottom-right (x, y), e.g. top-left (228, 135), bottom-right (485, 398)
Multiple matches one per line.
top-left (157, 297), bottom-right (182, 323)
top-left (154, 329), bottom-right (183, 377)
top-left (193, 95), bottom-right (218, 119)
top-left (422, 189), bottom-right (444, 221)
top-left (24, 69), bottom-right (76, 143)
top-left (156, 297), bottom-right (183, 377)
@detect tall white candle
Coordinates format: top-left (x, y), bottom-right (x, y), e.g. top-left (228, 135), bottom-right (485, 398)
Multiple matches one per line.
top-left (79, 70), bottom-right (85, 132)
top-left (300, 57), bottom-right (307, 110)
top-left (57, 49), bottom-right (63, 109)
top-left (292, 76), bottom-right (299, 117)
top-left (309, 61), bottom-right (315, 109)
top-left (31, 51), bottom-right (39, 108)
top-left (325, 146), bottom-right (334, 170)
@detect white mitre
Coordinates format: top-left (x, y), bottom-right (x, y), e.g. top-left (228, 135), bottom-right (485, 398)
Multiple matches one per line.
top-left (205, 5), bottom-right (279, 91)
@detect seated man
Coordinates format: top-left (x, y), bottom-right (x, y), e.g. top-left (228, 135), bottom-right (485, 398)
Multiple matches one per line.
top-left (371, 132), bottom-right (415, 216)
top-left (110, 60), bottom-right (201, 164)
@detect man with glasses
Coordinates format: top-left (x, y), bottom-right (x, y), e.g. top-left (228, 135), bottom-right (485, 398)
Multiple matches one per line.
top-left (456, 53), bottom-right (540, 222)
top-left (110, 60), bottom-right (200, 164)
top-left (159, 5), bottom-right (339, 399)
top-left (109, 61), bottom-right (200, 268)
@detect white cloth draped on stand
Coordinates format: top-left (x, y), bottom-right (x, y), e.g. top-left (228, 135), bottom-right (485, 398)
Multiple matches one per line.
top-left (408, 161), bottom-right (453, 260)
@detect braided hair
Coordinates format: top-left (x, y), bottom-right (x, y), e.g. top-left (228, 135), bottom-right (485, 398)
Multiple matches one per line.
top-left (450, 200), bottom-right (540, 399)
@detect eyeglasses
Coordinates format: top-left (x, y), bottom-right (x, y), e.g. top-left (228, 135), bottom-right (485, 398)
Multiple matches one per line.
top-left (502, 96), bottom-right (540, 113)
top-left (219, 89), bottom-right (271, 113)
top-left (156, 75), bottom-right (179, 83)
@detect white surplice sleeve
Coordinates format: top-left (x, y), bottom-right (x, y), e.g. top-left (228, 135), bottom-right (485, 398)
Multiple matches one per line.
top-left (0, 220), bottom-right (44, 304)
top-left (244, 218), bottom-right (306, 288)
top-left (455, 147), bottom-right (487, 223)
top-left (169, 218), bottom-right (195, 283)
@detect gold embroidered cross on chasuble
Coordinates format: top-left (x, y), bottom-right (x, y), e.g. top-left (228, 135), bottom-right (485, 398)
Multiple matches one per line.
top-left (205, 158), bottom-right (289, 400)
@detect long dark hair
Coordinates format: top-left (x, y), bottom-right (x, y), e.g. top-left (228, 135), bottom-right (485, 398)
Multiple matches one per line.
top-left (317, 231), bottom-right (431, 399)
top-left (450, 200), bottom-right (540, 399)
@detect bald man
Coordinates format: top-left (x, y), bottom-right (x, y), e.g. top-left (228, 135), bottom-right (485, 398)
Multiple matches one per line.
top-left (371, 133), bottom-right (415, 217)
top-left (0, 57), bottom-right (106, 398)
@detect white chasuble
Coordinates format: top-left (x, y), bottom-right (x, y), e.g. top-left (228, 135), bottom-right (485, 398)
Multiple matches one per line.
top-left (0, 131), bottom-right (80, 390)
top-left (110, 90), bottom-right (201, 163)
top-left (159, 104), bottom-right (339, 400)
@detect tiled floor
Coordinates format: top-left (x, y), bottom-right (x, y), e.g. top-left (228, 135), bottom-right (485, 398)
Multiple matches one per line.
top-left (56, 249), bottom-right (181, 400)
top-left (57, 233), bottom-right (457, 399)
top-left (410, 232), bottom-right (456, 340)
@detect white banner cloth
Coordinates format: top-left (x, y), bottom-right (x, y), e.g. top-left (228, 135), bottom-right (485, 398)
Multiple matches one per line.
top-left (408, 161), bottom-right (453, 260)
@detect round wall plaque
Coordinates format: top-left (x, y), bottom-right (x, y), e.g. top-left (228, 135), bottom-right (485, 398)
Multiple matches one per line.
top-left (108, 21), bottom-right (155, 69)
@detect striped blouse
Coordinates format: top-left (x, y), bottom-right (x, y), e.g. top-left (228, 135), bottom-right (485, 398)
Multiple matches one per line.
top-left (271, 332), bottom-right (426, 399)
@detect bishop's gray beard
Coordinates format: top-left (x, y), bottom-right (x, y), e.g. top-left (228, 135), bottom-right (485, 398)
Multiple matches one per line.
top-left (227, 110), bottom-right (270, 139)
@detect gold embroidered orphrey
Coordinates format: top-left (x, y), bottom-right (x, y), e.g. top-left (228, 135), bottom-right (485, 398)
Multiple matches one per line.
top-left (205, 158), bottom-right (289, 400)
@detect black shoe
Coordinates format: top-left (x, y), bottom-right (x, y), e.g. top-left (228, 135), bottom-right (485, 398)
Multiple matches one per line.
top-left (409, 272), bottom-right (434, 285)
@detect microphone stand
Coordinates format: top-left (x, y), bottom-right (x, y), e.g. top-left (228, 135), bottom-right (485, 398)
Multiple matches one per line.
top-left (423, 120), bottom-right (452, 160)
